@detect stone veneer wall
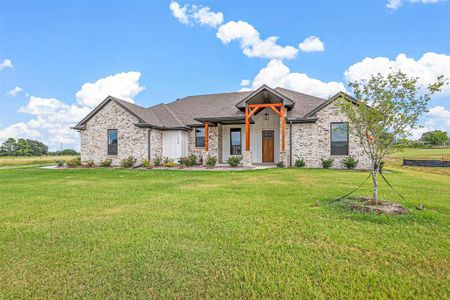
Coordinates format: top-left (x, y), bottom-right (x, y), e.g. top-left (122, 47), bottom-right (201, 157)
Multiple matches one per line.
top-left (149, 129), bottom-right (163, 161)
top-left (289, 99), bottom-right (371, 170)
top-left (80, 101), bottom-right (148, 166)
top-left (187, 125), bottom-right (221, 162)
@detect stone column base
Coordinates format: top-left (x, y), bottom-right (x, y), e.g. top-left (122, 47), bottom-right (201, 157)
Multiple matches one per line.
top-left (242, 150), bottom-right (252, 167)
top-left (280, 151), bottom-right (288, 167)
top-left (202, 151), bottom-right (209, 166)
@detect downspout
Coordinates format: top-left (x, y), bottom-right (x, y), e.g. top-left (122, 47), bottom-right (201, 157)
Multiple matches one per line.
top-left (289, 121), bottom-right (293, 167)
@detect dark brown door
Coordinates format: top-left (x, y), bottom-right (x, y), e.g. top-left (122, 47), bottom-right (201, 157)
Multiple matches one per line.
top-left (262, 130), bottom-right (274, 163)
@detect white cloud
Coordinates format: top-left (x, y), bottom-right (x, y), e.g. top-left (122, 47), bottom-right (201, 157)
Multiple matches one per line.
top-left (245, 59), bottom-right (345, 98)
top-left (7, 86), bottom-right (24, 96)
top-left (217, 21), bottom-right (298, 59)
top-left (409, 106), bottom-right (450, 139)
top-left (387, 0), bottom-right (446, 10)
top-left (344, 52), bottom-right (450, 95)
top-left (169, 1), bottom-right (223, 28)
top-left (298, 36), bottom-right (325, 52)
top-left (169, 1), bottom-right (190, 25)
top-left (1, 71), bottom-right (145, 150)
top-left (75, 71), bottom-right (144, 108)
top-left (192, 6), bottom-right (224, 27)
top-left (240, 79), bottom-right (250, 86)
top-left (0, 122), bottom-right (41, 141)
top-left (0, 59), bottom-right (13, 70)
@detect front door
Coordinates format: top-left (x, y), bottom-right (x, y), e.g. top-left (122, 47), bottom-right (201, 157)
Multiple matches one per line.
top-left (262, 130), bottom-right (274, 163)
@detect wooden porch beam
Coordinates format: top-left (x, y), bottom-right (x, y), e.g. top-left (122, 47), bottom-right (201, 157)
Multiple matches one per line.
top-left (248, 106), bottom-right (262, 119)
top-left (248, 103), bottom-right (282, 108)
top-left (269, 105), bottom-right (282, 117)
top-left (245, 106), bottom-right (250, 151)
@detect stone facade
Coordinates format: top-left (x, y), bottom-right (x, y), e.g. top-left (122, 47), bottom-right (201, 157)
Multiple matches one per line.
top-left (79, 97), bottom-right (370, 169)
top-left (187, 125), bottom-right (221, 162)
top-left (288, 99), bottom-right (371, 169)
top-left (80, 101), bottom-right (148, 166)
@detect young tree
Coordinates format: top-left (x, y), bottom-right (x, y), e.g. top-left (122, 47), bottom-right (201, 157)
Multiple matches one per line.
top-left (338, 71), bottom-right (446, 203)
top-left (420, 130), bottom-right (449, 146)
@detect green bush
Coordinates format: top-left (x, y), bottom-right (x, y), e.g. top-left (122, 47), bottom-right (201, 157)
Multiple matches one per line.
top-left (227, 155), bottom-right (242, 167)
top-left (277, 161), bottom-right (285, 168)
top-left (121, 156), bottom-right (136, 168)
top-left (163, 161), bottom-right (177, 168)
top-left (57, 160), bottom-right (65, 167)
top-left (83, 160), bottom-right (95, 168)
top-left (342, 156), bottom-right (359, 169)
top-left (153, 156), bottom-right (162, 166)
top-left (179, 154), bottom-right (198, 167)
top-left (321, 158), bottom-right (334, 169)
top-left (294, 158), bottom-right (305, 168)
top-left (66, 157), bottom-right (81, 167)
top-left (100, 159), bottom-right (112, 167)
top-left (206, 156), bottom-right (217, 168)
top-left (142, 159), bottom-right (152, 168)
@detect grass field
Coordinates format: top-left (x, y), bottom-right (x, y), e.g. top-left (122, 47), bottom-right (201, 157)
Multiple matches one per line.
top-left (0, 150), bottom-right (449, 298)
top-left (0, 155), bottom-right (77, 167)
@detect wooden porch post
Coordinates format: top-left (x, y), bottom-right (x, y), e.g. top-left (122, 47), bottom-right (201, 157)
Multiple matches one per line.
top-left (281, 105), bottom-right (285, 152)
top-left (204, 122), bottom-right (209, 152)
top-left (245, 105), bottom-right (250, 151)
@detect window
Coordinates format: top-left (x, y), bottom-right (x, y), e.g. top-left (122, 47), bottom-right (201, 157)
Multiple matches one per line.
top-left (108, 129), bottom-right (118, 155)
top-left (195, 127), bottom-right (205, 148)
top-left (230, 128), bottom-right (241, 155)
top-left (331, 123), bottom-right (349, 156)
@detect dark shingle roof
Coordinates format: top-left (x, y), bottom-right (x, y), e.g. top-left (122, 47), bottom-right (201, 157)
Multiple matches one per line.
top-left (74, 86), bottom-right (338, 130)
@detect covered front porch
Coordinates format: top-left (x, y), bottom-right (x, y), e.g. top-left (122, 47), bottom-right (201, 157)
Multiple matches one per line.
top-left (198, 85), bottom-right (292, 166)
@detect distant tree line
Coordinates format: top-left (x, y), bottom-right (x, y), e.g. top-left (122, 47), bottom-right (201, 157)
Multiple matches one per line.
top-left (395, 130), bottom-right (449, 148)
top-left (0, 138), bottom-right (79, 156)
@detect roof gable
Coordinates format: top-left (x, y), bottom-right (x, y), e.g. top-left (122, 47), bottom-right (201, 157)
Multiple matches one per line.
top-left (235, 85), bottom-right (295, 109)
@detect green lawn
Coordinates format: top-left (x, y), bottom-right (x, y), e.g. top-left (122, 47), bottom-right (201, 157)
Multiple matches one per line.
top-left (0, 157), bottom-right (449, 298)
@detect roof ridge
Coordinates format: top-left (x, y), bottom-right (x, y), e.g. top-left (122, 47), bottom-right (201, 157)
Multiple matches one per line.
top-left (275, 87), bottom-right (326, 101)
top-left (161, 104), bottom-right (185, 127)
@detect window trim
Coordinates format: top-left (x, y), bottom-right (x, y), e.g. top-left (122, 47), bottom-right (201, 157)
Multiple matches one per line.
top-left (330, 122), bottom-right (349, 156)
top-left (230, 128), bottom-right (242, 155)
top-left (195, 127), bottom-right (205, 148)
top-left (107, 129), bottom-right (118, 156)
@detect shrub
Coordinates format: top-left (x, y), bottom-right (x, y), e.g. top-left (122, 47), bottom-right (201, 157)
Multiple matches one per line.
top-left (294, 158), bottom-right (305, 168)
top-left (227, 155), bottom-right (242, 167)
top-left (321, 158), bottom-right (334, 169)
top-left (84, 160), bottom-right (95, 168)
top-left (205, 155), bottom-right (217, 168)
top-left (66, 157), bottom-right (81, 167)
top-left (188, 154), bottom-right (198, 165)
top-left (121, 156), bottom-right (136, 168)
top-left (342, 156), bottom-right (359, 169)
top-left (100, 159), bottom-right (112, 167)
top-left (142, 159), bottom-right (152, 168)
top-left (163, 161), bottom-right (177, 168)
top-left (179, 154), bottom-right (197, 167)
top-left (153, 156), bottom-right (162, 166)
top-left (163, 157), bottom-right (170, 164)
top-left (57, 160), bottom-right (65, 167)
top-left (277, 161), bottom-right (285, 168)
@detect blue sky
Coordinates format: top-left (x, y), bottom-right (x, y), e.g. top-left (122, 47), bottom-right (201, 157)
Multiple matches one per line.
top-left (0, 0), bottom-right (449, 150)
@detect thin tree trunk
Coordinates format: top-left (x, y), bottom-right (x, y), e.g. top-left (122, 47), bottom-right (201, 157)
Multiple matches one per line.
top-left (372, 165), bottom-right (379, 205)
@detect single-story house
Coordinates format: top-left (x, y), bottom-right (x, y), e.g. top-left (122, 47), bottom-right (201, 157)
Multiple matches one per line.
top-left (72, 85), bottom-right (371, 169)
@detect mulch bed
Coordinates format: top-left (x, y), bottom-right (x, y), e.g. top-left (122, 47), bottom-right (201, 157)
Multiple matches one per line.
top-left (335, 196), bottom-right (409, 215)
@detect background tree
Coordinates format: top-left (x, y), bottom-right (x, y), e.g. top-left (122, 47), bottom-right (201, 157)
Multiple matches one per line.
top-left (420, 130), bottom-right (449, 146)
top-left (0, 138), bottom-right (18, 156)
top-left (338, 71), bottom-right (446, 204)
top-left (0, 138), bottom-right (49, 156)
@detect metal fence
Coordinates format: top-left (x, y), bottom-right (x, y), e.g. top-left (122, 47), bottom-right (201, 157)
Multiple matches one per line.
top-left (403, 159), bottom-right (450, 167)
